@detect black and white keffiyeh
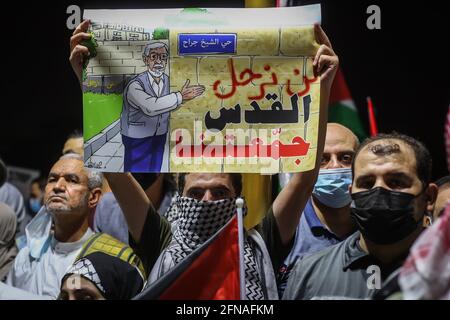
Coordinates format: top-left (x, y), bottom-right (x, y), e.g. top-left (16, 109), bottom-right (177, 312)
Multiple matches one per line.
top-left (172, 196), bottom-right (237, 252)
top-left (165, 197), bottom-right (180, 224)
top-left (65, 257), bottom-right (105, 293)
top-left (160, 196), bottom-right (264, 300)
top-left (61, 233), bottom-right (145, 300)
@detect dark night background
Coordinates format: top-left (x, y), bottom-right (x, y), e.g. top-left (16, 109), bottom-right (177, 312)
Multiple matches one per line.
top-left (0, 0), bottom-right (448, 179)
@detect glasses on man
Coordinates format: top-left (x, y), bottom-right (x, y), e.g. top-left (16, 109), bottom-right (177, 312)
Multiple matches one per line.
top-left (148, 52), bottom-right (168, 61)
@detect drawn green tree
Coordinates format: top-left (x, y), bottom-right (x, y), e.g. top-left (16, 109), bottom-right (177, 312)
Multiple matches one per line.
top-left (81, 32), bottom-right (98, 81)
top-left (152, 28), bottom-right (169, 40)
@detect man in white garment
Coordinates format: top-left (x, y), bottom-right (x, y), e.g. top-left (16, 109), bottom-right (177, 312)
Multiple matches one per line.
top-left (3, 153), bottom-right (102, 299)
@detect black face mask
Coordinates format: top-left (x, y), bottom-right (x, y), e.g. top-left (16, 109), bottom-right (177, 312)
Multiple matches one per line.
top-left (130, 173), bottom-right (158, 191)
top-left (350, 187), bottom-right (423, 245)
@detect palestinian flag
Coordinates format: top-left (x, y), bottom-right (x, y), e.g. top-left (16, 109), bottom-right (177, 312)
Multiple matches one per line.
top-left (134, 216), bottom-right (241, 300)
top-left (329, 68), bottom-right (367, 141)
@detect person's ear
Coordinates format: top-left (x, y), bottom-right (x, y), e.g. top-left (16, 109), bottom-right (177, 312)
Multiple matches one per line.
top-left (424, 183), bottom-right (438, 208)
top-left (422, 215), bottom-right (432, 227)
top-left (88, 188), bottom-right (102, 209)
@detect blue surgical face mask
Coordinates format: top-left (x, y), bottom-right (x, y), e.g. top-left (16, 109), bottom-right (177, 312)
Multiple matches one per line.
top-left (29, 198), bottom-right (42, 214)
top-left (312, 168), bottom-right (353, 208)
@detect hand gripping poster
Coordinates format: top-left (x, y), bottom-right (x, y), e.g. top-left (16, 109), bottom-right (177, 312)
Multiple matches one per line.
top-left (82, 5), bottom-right (321, 173)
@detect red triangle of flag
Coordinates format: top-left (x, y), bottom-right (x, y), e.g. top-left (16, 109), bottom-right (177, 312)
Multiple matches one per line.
top-left (158, 216), bottom-right (241, 300)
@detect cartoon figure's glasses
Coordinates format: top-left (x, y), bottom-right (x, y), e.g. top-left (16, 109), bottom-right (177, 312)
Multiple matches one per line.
top-left (148, 53), bottom-right (168, 61)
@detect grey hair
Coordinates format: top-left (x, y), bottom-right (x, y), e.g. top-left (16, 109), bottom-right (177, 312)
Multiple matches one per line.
top-left (58, 153), bottom-right (103, 190)
top-left (86, 170), bottom-right (103, 190)
top-left (143, 42), bottom-right (168, 58)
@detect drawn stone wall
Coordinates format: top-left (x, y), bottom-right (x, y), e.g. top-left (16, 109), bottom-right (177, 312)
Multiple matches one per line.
top-left (83, 23), bottom-right (153, 93)
top-left (168, 26), bottom-right (321, 173)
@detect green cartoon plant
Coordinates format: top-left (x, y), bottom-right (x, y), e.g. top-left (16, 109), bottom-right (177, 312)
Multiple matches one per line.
top-left (81, 32), bottom-right (98, 81)
top-left (152, 28), bottom-right (169, 40)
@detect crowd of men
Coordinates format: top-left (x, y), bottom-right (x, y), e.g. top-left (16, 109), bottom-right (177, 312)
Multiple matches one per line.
top-left (0, 21), bottom-right (448, 300)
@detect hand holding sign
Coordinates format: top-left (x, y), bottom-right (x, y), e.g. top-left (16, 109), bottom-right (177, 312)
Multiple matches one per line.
top-left (70, 20), bottom-right (92, 85)
top-left (181, 79), bottom-right (205, 102)
top-left (313, 24), bottom-right (339, 91)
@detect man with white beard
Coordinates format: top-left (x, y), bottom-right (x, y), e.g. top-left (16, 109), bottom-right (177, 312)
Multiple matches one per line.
top-left (3, 153), bottom-right (102, 299)
top-left (120, 41), bottom-right (205, 172)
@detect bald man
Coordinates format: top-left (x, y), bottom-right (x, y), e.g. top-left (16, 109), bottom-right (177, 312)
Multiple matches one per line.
top-left (277, 123), bottom-right (359, 295)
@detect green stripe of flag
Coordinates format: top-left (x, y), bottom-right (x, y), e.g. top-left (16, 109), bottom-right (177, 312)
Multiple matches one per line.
top-left (329, 101), bottom-right (367, 142)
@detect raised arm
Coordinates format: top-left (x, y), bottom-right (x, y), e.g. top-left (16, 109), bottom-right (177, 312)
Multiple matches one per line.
top-left (69, 19), bottom-right (91, 86)
top-left (103, 172), bottom-right (157, 243)
top-left (272, 25), bottom-right (339, 245)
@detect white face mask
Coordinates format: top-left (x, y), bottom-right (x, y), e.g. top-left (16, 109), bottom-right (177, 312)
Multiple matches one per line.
top-left (25, 207), bottom-right (52, 259)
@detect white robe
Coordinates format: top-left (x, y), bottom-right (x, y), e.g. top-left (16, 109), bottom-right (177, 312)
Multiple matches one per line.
top-left (4, 229), bottom-right (93, 299)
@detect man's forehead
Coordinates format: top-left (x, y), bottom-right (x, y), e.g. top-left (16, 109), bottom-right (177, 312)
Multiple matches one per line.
top-left (150, 47), bottom-right (167, 53)
top-left (185, 173), bottom-right (232, 187)
top-left (49, 158), bottom-right (86, 177)
top-left (325, 124), bottom-right (358, 151)
top-left (63, 137), bottom-right (84, 155)
top-left (355, 139), bottom-right (416, 174)
top-left (363, 139), bottom-right (414, 155)
top-left (324, 139), bottom-right (356, 153)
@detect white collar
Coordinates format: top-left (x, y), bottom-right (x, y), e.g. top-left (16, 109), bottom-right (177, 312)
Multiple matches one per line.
top-left (25, 207), bottom-right (94, 259)
top-left (50, 228), bottom-right (94, 254)
top-left (147, 71), bottom-right (164, 88)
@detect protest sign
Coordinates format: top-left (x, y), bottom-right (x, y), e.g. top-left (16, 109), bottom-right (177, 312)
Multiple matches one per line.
top-left (82, 5), bottom-right (321, 173)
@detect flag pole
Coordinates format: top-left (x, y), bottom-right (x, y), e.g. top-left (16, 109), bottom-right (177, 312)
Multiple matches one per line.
top-left (367, 96), bottom-right (378, 137)
top-left (236, 198), bottom-right (246, 300)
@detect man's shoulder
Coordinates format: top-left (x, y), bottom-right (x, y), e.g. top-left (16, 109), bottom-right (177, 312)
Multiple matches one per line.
top-left (97, 191), bottom-right (118, 207)
top-left (0, 182), bottom-right (19, 192)
top-left (296, 240), bottom-right (339, 269)
top-left (159, 215), bottom-right (173, 242)
top-left (126, 72), bottom-right (148, 88)
top-left (293, 232), bottom-right (356, 275)
top-left (134, 71), bottom-right (148, 80)
top-left (9, 245), bottom-right (32, 277)
top-left (94, 192), bottom-right (121, 223)
top-left (283, 235), bottom-right (354, 299)
top-left (14, 245), bottom-right (31, 261)
top-left (0, 182), bottom-right (23, 201)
